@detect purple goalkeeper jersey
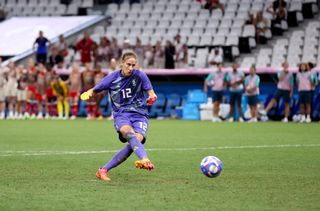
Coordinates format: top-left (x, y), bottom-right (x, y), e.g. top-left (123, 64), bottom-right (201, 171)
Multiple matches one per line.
top-left (93, 69), bottom-right (153, 117)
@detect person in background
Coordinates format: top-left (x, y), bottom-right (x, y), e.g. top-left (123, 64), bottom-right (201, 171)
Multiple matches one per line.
top-left (261, 62), bottom-right (293, 122)
top-left (204, 0), bottom-right (224, 13)
top-left (110, 37), bottom-right (122, 60)
top-left (82, 62), bottom-right (95, 120)
top-left (75, 32), bottom-right (95, 65)
top-left (44, 65), bottom-right (57, 119)
top-left (154, 41), bottom-right (165, 68)
top-left (208, 47), bottom-right (223, 68)
top-left (33, 30), bottom-right (51, 64)
top-left (68, 63), bottom-right (82, 120)
top-left (5, 61), bottom-right (18, 119)
top-left (95, 37), bottom-right (111, 68)
top-left (204, 63), bottom-right (228, 122)
top-left (0, 57), bottom-right (7, 119)
top-left (164, 40), bottom-right (175, 69)
top-left (51, 75), bottom-right (69, 119)
top-left (296, 63), bottom-right (313, 123)
top-left (143, 43), bottom-right (154, 68)
top-left (244, 65), bottom-right (260, 122)
top-left (25, 58), bottom-right (38, 119)
top-left (48, 46), bottom-right (64, 68)
top-left (308, 62), bottom-right (317, 111)
top-left (93, 65), bottom-right (106, 120)
top-left (16, 64), bottom-right (28, 119)
top-left (108, 58), bottom-right (118, 73)
top-left (134, 38), bottom-right (144, 66)
top-left (226, 63), bottom-right (245, 122)
top-left (122, 39), bottom-right (132, 55)
top-left (36, 63), bottom-right (49, 119)
top-left (174, 34), bottom-right (185, 68)
top-left (56, 34), bottom-right (68, 59)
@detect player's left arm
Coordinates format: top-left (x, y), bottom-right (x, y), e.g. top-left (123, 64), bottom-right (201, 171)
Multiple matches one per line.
top-left (146, 89), bottom-right (157, 106)
top-left (139, 70), bottom-right (157, 106)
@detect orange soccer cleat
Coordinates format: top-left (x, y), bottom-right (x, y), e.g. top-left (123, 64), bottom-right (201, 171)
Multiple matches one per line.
top-left (96, 168), bottom-right (111, 181)
top-left (135, 158), bottom-right (155, 171)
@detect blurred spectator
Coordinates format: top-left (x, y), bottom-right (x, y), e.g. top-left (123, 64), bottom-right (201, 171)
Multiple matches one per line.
top-left (245, 13), bottom-right (255, 25)
top-left (110, 37), bottom-right (122, 60)
top-left (56, 35), bottom-right (68, 58)
top-left (268, 0), bottom-right (287, 35)
top-left (108, 58), bottom-right (118, 73)
top-left (81, 62), bottom-right (95, 120)
top-left (164, 40), bottom-right (175, 69)
top-left (0, 6), bottom-right (7, 22)
top-left (49, 46), bottom-right (64, 68)
top-left (122, 39), bottom-right (132, 54)
top-left (244, 65), bottom-right (260, 122)
top-left (94, 64), bottom-right (106, 120)
top-left (204, 0), bottom-right (224, 14)
top-left (134, 38), bottom-right (145, 66)
top-left (68, 63), bottom-right (82, 120)
top-left (36, 63), bottom-right (48, 119)
top-left (174, 34), bottom-right (188, 68)
top-left (154, 41), bottom-right (165, 68)
top-left (16, 64), bottom-right (28, 119)
top-left (296, 63), bottom-right (313, 123)
top-left (208, 47), bottom-right (223, 68)
top-left (203, 63), bottom-right (228, 122)
top-left (75, 32), bottom-right (95, 65)
top-left (143, 43), bottom-right (154, 68)
top-left (255, 11), bottom-right (269, 44)
top-left (0, 57), bottom-right (7, 119)
top-left (5, 61), bottom-right (18, 119)
top-left (226, 63), bottom-right (245, 122)
top-left (33, 31), bottom-right (51, 64)
top-left (95, 37), bottom-right (111, 68)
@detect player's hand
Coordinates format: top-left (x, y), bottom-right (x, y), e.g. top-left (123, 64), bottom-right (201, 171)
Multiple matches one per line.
top-left (146, 95), bottom-right (157, 106)
top-left (80, 90), bottom-right (92, 101)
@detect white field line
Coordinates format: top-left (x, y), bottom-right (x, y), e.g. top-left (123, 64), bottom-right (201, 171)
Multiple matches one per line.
top-left (0, 144), bottom-right (319, 157)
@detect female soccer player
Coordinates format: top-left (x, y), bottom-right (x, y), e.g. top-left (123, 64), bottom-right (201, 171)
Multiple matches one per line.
top-left (244, 65), bottom-right (260, 122)
top-left (81, 51), bottom-right (157, 181)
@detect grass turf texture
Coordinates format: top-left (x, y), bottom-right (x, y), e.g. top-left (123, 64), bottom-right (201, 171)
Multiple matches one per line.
top-left (0, 120), bottom-right (319, 210)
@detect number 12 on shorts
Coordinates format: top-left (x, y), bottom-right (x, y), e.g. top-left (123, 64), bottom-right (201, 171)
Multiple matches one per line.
top-left (139, 122), bottom-right (147, 132)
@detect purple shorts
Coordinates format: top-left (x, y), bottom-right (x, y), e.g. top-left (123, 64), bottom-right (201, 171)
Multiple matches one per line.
top-left (114, 112), bottom-right (149, 142)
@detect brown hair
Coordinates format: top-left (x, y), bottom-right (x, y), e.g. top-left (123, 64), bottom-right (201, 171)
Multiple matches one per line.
top-left (121, 51), bottom-right (137, 62)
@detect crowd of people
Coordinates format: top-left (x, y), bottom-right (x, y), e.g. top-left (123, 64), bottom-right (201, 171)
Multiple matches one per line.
top-left (0, 56), bottom-right (118, 120)
top-left (204, 62), bottom-right (319, 123)
top-left (73, 32), bottom-right (188, 70)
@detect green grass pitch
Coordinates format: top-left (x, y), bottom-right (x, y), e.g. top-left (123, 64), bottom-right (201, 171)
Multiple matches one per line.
top-left (0, 120), bottom-right (319, 210)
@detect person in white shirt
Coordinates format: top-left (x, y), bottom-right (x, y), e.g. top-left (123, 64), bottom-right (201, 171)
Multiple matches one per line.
top-left (208, 47), bottom-right (223, 68)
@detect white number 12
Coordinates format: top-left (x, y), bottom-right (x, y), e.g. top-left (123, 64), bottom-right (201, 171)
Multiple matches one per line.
top-left (121, 88), bottom-right (132, 99)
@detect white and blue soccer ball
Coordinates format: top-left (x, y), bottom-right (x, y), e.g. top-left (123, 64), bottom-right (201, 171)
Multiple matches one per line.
top-left (200, 156), bottom-right (223, 178)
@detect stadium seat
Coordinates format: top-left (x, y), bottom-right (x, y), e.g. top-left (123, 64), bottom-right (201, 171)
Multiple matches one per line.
top-left (158, 94), bottom-right (181, 117)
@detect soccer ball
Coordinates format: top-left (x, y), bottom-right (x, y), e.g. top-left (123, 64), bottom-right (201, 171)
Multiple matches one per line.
top-left (200, 156), bottom-right (223, 178)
